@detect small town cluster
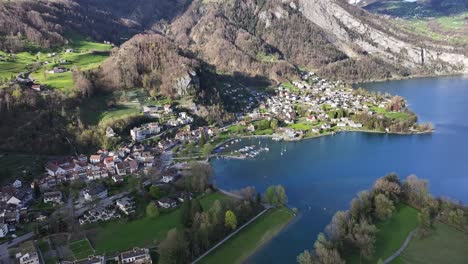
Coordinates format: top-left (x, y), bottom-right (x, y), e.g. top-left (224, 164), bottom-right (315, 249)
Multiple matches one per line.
top-left (0, 72), bottom-right (411, 264)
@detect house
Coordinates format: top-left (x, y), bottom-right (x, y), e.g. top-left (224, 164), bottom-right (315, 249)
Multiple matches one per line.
top-left (45, 162), bottom-right (66, 176)
top-left (130, 123), bottom-right (161, 142)
top-left (161, 175), bottom-right (174, 184)
top-left (13, 180), bottom-right (22, 189)
top-left (83, 185), bottom-right (108, 202)
top-left (120, 248), bottom-right (152, 264)
top-left (0, 223), bottom-right (8, 238)
top-left (17, 251), bottom-right (40, 264)
top-left (112, 175), bottom-right (124, 183)
top-left (127, 159), bottom-right (138, 174)
top-left (103, 157), bottom-right (115, 167)
top-left (48, 67), bottom-right (67, 74)
top-left (106, 127), bottom-right (116, 138)
top-left (43, 191), bottom-right (62, 204)
top-left (89, 155), bottom-right (102, 164)
top-left (157, 198), bottom-right (176, 209)
top-left (30, 84), bottom-right (41, 91)
top-left (73, 255), bottom-right (105, 264)
top-left (115, 162), bottom-right (126, 176)
top-left (116, 197), bottom-right (135, 215)
top-left (7, 196), bottom-right (21, 206)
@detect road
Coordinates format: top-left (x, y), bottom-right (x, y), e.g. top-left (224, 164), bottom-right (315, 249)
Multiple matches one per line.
top-left (0, 232), bottom-right (34, 264)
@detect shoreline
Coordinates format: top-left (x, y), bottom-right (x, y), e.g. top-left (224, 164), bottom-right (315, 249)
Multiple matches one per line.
top-left (351, 72), bottom-right (468, 86)
top-left (209, 128), bottom-right (433, 160)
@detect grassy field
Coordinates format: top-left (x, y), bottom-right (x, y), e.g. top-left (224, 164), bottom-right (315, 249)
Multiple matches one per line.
top-left (0, 33), bottom-right (111, 95)
top-left (395, 222), bottom-right (468, 264)
top-left (393, 12), bottom-right (468, 45)
top-left (70, 239), bottom-right (95, 260)
top-left (199, 207), bottom-right (295, 264)
top-left (79, 92), bottom-right (142, 126)
top-left (348, 204), bottom-right (419, 264)
top-left (93, 192), bottom-right (229, 254)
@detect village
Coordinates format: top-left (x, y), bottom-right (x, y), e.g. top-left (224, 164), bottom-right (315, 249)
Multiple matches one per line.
top-left (0, 71), bottom-right (419, 264)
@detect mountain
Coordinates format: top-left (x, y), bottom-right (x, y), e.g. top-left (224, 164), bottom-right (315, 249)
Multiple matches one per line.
top-left (1, 0), bottom-right (468, 87)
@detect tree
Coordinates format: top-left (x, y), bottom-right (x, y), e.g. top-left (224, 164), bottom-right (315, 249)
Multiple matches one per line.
top-left (374, 194), bottom-right (395, 220)
top-left (403, 175), bottom-right (429, 208)
top-left (12, 88), bottom-right (22, 99)
top-left (350, 191), bottom-right (372, 221)
top-left (199, 131), bottom-right (207, 147)
top-left (181, 198), bottom-right (192, 227)
top-left (146, 202), bottom-right (160, 218)
top-left (185, 162), bottom-right (214, 192)
top-left (347, 219), bottom-right (377, 260)
top-left (447, 209), bottom-right (464, 227)
top-left (225, 210), bottom-right (237, 230)
top-left (149, 186), bottom-right (162, 199)
top-left (296, 250), bottom-right (313, 264)
top-left (158, 228), bottom-right (189, 264)
top-left (314, 233), bottom-right (345, 264)
top-left (202, 143), bottom-right (213, 156)
top-left (264, 185), bottom-right (288, 206)
top-left (33, 182), bottom-right (41, 199)
top-left (326, 210), bottom-right (349, 243)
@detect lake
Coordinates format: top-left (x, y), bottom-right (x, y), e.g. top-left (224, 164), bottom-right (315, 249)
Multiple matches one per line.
top-left (210, 75), bottom-right (468, 263)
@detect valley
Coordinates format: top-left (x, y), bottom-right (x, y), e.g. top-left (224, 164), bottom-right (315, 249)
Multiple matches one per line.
top-left (0, 0), bottom-right (466, 264)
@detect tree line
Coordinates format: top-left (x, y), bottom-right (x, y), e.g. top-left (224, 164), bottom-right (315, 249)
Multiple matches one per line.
top-left (297, 173), bottom-right (467, 264)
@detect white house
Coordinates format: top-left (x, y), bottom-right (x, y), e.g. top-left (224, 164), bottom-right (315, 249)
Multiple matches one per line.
top-left (84, 185), bottom-right (108, 202)
top-left (18, 251), bottom-right (40, 264)
top-left (157, 198), bottom-right (176, 209)
top-left (120, 248), bottom-right (151, 264)
top-left (13, 180), bottom-right (22, 188)
top-left (43, 191), bottom-right (62, 204)
top-left (161, 175), bottom-right (174, 183)
top-left (116, 197), bottom-right (135, 215)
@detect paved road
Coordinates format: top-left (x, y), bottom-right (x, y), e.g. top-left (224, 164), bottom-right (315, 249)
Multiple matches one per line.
top-left (0, 232), bottom-right (34, 263)
top-left (191, 206), bottom-right (271, 264)
top-left (383, 229), bottom-right (418, 264)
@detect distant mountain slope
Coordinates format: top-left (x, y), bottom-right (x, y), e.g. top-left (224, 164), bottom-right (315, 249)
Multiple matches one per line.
top-left (165, 0), bottom-right (467, 83)
top-left (0, 0), bottom-right (192, 52)
top-left (350, 0), bottom-right (467, 17)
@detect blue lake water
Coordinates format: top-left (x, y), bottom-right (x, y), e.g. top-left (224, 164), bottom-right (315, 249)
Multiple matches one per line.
top-left (210, 75), bottom-right (468, 263)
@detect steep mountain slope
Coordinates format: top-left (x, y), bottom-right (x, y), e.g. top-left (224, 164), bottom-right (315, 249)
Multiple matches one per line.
top-left (166, 0), bottom-right (467, 83)
top-left (98, 34), bottom-right (200, 98)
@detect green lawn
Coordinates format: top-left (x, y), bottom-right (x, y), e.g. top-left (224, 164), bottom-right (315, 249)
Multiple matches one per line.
top-left (348, 204), bottom-right (419, 264)
top-left (395, 222), bottom-right (468, 264)
top-left (70, 239), bottom-right (95, 260)
top-left (199, 207), bottom-right (295, 264)
top-left (79, 91), bottom-right (144, 126)
top-left (93, 192), bottom-right (229, 254)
